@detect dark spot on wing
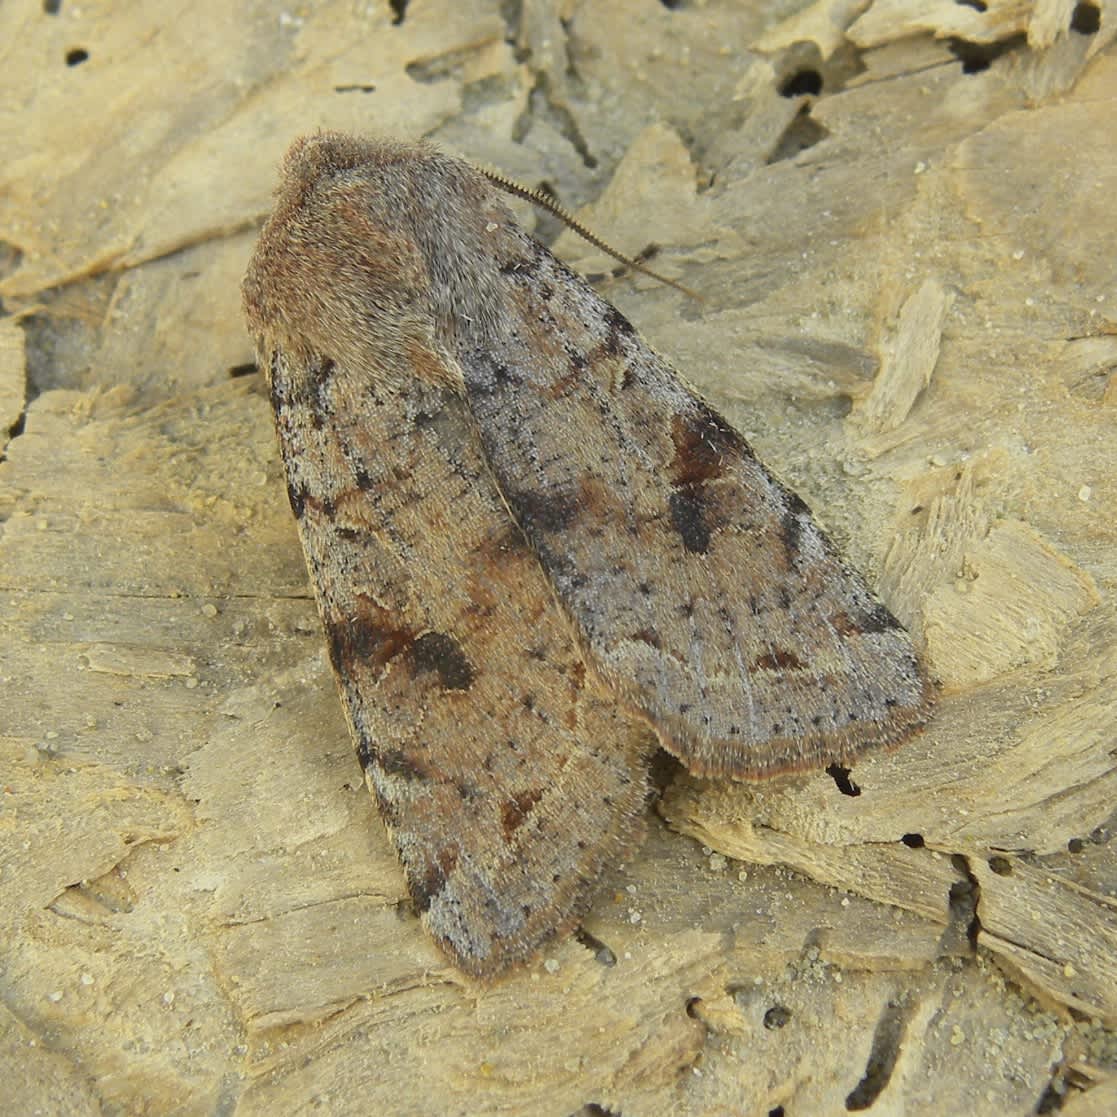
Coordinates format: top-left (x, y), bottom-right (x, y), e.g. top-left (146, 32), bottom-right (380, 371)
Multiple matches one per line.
top-left (601, 305), bottom-right (636, 356)
top-left (314, 492), bottom-right (337, 518)
top-left (410, 858), bottom-right (448, 914)
top-left (311, 355), bottom-right (337, 384)
top-left (270, 353), bottom-right (332, 431)
top-left (268, 368), bottom-right (289, 413)
top-left (632, 628), bottom-right (663, 649)
top-left (669, 405), bottom-right (750, 487)
top-left (409, 631), bottom-right (475, 690)
top-left (781, 509), bottom-right (802, 557)
top-left (832, 604), bottom-right (903, 637)
top-left (286, 480), bottom-right (308, 518)
top-left (324, 600), bottom-right (414, 676)
top-left (859, 601), bottom-right (904, 633)
top-left (506, 485), bottom-right (581, 535)
top-left (300, 355), bottom-right (337, 428)
top-left (460, 345), bottom-right (524, 396)
top-left (669, 489), bottom-right (711, 554)
top-left (355, 736), bottom-right (375, 772)
top-left (376, 749), bottom-right (429, 782)
top-left (783, 487), bottom-right (810, 516)
top-left (752, 649), bottom-right (806, 672)
top-left (567, 348), bottom-right (588, 372)
top-left (488, 359), bottom-right (523, 392)
top-left (501, 788), bottom-right (544, 838)
top-left (664, 404), bottom-right (753, 555)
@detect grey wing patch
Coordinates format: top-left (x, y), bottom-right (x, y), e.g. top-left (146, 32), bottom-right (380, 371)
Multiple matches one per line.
top-left (458, 222), bottom-right (934, 778)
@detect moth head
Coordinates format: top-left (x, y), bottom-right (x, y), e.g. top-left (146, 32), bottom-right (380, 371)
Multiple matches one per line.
top-left (244, 134), bottom-right (460, 385)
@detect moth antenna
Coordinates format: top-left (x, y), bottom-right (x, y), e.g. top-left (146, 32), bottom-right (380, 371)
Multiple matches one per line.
top-left (481, 168), bottom-right (701, 301)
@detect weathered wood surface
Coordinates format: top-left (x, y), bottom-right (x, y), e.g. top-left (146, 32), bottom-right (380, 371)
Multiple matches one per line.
top-left (2, 2), bottom-right (1115, 1114)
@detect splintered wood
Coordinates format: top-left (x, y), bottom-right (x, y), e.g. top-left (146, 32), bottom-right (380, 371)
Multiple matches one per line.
top-left (1, 1), bottom-right (1115, 1114)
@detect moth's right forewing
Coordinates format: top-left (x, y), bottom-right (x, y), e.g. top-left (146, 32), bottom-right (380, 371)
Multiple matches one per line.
top-left (452, 204), bottom-right (933, 779)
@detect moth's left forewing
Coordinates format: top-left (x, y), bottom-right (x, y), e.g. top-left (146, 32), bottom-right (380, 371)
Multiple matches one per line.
top-left (456, 207), bottom-right (934, 779)
top-left (244, 135), bottom-right (653, 977)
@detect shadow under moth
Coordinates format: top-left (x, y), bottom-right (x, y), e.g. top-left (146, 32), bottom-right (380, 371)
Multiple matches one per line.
top-left (242, 133), bottom-right (934, 977)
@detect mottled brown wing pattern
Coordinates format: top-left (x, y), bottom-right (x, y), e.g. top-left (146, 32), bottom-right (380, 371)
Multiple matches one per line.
top-left (456, 222), bottom-right (933, 778)
top-left (267, 352), bottom-right (649, 975)
top-left (244, 136), bottom-right (650, 976)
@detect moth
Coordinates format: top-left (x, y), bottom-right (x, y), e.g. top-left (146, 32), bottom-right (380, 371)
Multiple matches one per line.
top-left (242, 133), bottom-right (934, 977)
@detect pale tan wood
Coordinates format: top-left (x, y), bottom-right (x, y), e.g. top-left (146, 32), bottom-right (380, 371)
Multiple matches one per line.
top-left (2, 1), bottom-right (1115, 1114)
